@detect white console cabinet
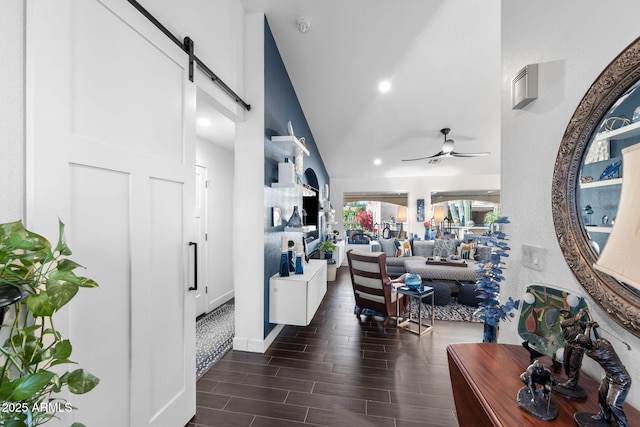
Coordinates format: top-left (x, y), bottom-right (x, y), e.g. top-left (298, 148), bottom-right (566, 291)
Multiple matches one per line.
top-left (269, 259), bottom-right (327, 326)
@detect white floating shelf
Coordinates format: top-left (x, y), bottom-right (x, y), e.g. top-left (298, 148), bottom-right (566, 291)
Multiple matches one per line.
top-left (271, 182), bottom-right (316, 197)
top-left (585, 226), bottom-right (613, 234)
top-left (285, 225), bottom-right (317, 233)
top-left (595, 120), bottom-right (640, 140)
top-left (269, 135), bottom-right (310, 157)
top-left (580, 178), bottom-right (623, 189)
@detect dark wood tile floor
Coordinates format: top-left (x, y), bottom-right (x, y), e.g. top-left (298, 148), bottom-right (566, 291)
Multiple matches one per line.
top-left (188, 266), bottom-right (483, 427)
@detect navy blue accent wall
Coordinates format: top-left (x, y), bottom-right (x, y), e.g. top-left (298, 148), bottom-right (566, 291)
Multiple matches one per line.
top-left (263, 18), bottom-right (330, 338)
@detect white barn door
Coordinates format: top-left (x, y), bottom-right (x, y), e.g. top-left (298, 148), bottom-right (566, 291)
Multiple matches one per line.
top-left (26, 1), bottom-right (196, 426)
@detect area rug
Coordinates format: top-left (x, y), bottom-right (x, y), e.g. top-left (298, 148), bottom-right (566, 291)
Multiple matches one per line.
top-left (409, 299), bottom-right (482, 322)
top-left (196, 303), bottom-right (235, 379)
top-left (358, 299), bottom-right (481, 322)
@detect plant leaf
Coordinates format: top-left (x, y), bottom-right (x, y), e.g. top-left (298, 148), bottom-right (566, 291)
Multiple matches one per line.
top-left (54, 339), bottom-right (72, 360)
top-left (25, 292), bottom-right (55, 317)
top-left (7, 371), bottom-right (56, 401)
top-left (77, 277), bottom-right (99, 288)
top-left (56, 258), bottom-right (83, 272)
top-left (67, 369), bottom-right (99, 394)
top-left (46, 279), bottom-right (78, 309)
top-left (4, 419), bottom-right (29, 427)
top-left (54, 219), bottom-right (72, 256)
top-left (71, 423), bottom-right (87, 427)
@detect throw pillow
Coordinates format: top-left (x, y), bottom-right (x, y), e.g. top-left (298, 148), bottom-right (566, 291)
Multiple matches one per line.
top-left (379, 238), bottom-right (400, 258)
top-left (402, 240), bottom-right (412, 257)
top-left (433, 239), bottom-right (457, 258)
top-left (457, 242), bottom-right (477, 260)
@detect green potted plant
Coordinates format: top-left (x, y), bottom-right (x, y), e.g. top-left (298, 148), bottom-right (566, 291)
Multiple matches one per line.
top-left (318, 240), bottom-right (338, 282)
top-left (318, 240), bottom-right (336, 260)
top-left (0, 220), bottom-right (99, 427)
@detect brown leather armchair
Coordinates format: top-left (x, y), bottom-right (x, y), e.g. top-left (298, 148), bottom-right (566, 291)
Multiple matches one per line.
top-left (347, 249), bottom-right (407, 323)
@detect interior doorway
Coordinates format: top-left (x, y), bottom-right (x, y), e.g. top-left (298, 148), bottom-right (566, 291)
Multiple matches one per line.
top-left (195, 88), bottom-right (236, 317)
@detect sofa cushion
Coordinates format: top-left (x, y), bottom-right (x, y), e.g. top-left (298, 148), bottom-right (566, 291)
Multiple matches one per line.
top-left (457, 242), bottom-right (477, 260)
top-left (411, 240), bottom-right (435, 258)
top-left (433, 239), bottom-right (458, 258)
top-left (400, 240), bottom-right (412, 257)
top-left (378, 238), bottom-right (400, 257)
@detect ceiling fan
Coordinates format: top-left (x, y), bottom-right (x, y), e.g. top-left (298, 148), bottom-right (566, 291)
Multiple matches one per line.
top-left (401, 128), bottom-right (490, 162)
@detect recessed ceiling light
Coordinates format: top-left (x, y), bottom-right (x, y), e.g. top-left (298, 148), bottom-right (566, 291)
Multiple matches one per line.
top-left (378, 81), bottom-right (391, 93)
top-left (374, 159), bottom-right (382, 165)
top-left (197, 117), bottom-right (211, 127)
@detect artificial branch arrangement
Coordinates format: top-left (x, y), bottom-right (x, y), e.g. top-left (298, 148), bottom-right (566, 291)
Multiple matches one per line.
top-left (473, 216), bottom-right (520, 342)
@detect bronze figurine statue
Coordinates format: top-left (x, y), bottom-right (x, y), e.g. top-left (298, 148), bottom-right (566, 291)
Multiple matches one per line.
top-left (517, 359), bottom-right (558, 421)
top-left (574, 322), bottom-right (631, 427)
top-left (555, 307), bottom-right (589, 399)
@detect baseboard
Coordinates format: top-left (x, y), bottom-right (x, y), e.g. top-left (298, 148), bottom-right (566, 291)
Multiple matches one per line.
top-left (232, 324), bottom-right (284, 353)
top-left (207, 290), bottom-right (234, 312)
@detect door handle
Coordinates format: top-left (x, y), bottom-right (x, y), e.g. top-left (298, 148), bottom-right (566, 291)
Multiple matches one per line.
top-left (189, 241), bottom-right (197, 291)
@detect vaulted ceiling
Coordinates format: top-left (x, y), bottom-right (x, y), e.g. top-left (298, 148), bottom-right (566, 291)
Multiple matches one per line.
top-left (203, 1), bottom-right (502, 181)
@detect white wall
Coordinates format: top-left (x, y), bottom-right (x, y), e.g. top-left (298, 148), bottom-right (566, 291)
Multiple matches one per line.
top-left (0, 0), bottom-right (25, 222)
top-left (233, 12), bottom-right (270, 352)
top-left (332, 174), bottom-right (499, 238)
top-left (196, 137), bottom-right (235, 309)
top-left (501, 0), bottom-right (640, 407)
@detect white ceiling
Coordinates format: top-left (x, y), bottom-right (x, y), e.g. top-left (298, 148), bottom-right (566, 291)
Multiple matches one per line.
top-left (200, 0), bottom-right (502, 181)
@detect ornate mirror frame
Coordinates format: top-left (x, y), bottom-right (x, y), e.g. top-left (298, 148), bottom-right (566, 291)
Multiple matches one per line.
top-left (553, 36), bottom-right (640, 337)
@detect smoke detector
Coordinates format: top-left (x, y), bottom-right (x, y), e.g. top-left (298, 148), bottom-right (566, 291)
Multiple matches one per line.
top-left (297, 17), bottom-right (311, 33)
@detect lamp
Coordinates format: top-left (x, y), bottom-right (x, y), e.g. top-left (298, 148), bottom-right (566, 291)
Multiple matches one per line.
top-left (397, 206), bottom-right (407, 223)
top-left (594, 143), bottom-right (640, 289)
top-left (433, 205), bottom-right (445, 239)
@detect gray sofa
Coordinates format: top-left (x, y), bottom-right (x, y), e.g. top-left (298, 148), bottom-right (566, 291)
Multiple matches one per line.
top-left (371, 238), bottom-right (491, 278)
top-left (370, 239), bottom-right (436, 277)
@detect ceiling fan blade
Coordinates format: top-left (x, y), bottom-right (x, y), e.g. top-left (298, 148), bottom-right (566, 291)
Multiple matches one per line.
top-left (401, 152), bottom-right (445, 161)
top-left (450, 151), bottom-right (490, 157)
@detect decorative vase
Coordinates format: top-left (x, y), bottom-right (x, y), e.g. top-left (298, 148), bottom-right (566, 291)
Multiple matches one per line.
top-left (288, 250), bottom-right (295, 272)
top-left (483, 321), bottom-right (499, 343)
top-left (295, 252), bottom-right (304, 274)
top-left (324, 251), bottom-right (333, 260)
top-left (279, 251), bottom-right (290, 277)
top-left (288, 206), bottom-right (302, 228)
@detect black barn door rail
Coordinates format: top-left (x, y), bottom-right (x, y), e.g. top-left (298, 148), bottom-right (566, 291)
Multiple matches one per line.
top-left (127, 0), bottom-right (251, 111)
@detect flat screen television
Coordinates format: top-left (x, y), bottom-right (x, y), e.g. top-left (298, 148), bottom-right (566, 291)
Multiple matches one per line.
top-left (303, 195), bottom-right (319, 226)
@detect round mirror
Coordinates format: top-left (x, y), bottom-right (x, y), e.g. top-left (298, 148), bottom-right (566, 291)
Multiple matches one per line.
top-left (553, 37), bottom-right (640, 337)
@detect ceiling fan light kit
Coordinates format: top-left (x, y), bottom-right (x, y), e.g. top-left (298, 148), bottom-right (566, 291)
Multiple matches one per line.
top-left (401, 127), bottom-right (490, 162)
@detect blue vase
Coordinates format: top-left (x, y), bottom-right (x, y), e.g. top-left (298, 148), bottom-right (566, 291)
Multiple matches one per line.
top-left (279, 252), bottom-right (290, 277)
top-left (295, 253), bottom-right (304, 274)
top-left (483, 321), bottom-right (499, 343)
top-left (288, 206), bottom-right (303, 227)
top-left (288, 250), bottom-right (295, 272)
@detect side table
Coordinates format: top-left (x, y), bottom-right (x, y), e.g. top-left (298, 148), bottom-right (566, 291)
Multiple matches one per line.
top-left (396, 285), bottom-right (434, 336)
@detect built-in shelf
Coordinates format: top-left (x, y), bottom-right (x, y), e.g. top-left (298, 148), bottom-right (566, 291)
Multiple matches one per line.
top-left (585, 226), bottom-right (613, 234)
top-left (271, 182), bottom-right (316, 197)
top-left (267, 135), bottom-right (310, 159)
top-left (595, 120), bottom-right (640, 141)
top-left (580, 177), bottom-right (623, 189)
top-left (284, 225), bottom-right (317, 233)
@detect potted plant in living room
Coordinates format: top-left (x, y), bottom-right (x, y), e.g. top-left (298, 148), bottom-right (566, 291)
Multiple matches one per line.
top-left (318, 240), bottom-right (338, 281)
top-left (473, 216), bottom-right (519, 343)
top-left (318, 240), bottom-right (336, 260)
top-left (0, 220), bottom-right (99, 427)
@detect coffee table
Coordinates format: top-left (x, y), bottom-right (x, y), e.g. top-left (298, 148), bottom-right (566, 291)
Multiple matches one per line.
top-left (395, 285), bottom-right (434, 336)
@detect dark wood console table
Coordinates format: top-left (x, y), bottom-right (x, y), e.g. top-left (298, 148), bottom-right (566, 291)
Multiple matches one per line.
top-left (447, 343), bottom-right (640, 426)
